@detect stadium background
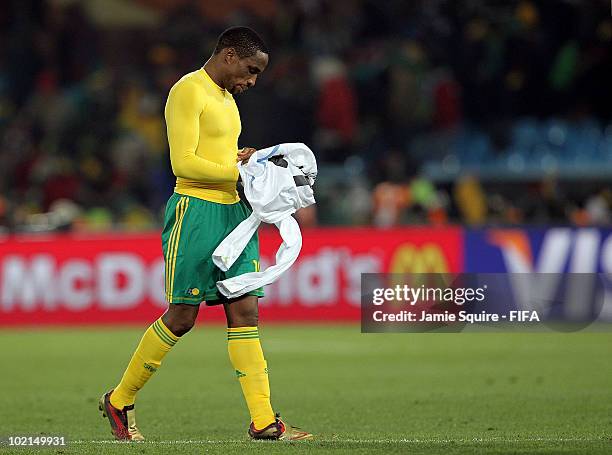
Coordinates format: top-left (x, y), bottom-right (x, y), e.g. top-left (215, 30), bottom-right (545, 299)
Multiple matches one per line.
top-left (1, 1), bottom-right (611, 453)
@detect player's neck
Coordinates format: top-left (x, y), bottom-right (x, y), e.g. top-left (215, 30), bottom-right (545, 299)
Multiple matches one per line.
top-left (202, 59), bottom-right (226, 91)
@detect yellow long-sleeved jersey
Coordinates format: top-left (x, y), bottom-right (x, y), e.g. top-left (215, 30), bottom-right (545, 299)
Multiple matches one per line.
top-left (164, 68), bottom-right (241, 204)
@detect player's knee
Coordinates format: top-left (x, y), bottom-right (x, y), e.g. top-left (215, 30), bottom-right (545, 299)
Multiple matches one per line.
top-left (229, 309), bottom-right (258, 328)
top-left (224, 296), bottom-right (259, 328)
top-left (233, 316), bottom-right (258, 328)
top-left (171, 319), bottom-right (195, 336)
top-left (162, 314), bottom-right (196, 337)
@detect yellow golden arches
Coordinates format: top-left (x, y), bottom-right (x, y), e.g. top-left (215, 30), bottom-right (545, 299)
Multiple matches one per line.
top-left (388, 243), bottom-right (451, 291)
top-left (389, 243), bottom-right (449, 274)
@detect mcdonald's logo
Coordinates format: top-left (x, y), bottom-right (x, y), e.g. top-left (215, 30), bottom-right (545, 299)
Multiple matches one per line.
top-left (389, 243), bottom-right (450, 273)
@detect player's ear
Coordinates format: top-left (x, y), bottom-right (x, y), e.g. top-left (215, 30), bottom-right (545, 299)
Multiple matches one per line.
top-left (224, 47), bottom-right (238, 64)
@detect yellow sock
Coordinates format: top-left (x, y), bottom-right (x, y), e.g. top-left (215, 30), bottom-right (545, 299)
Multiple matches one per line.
top-left (110, 318), bottom-right (179, 409)
top-left (227, 327), bottom-right (275, 430)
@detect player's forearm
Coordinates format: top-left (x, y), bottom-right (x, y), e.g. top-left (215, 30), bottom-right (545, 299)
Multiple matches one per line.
top-left (171, 152), bottom-right (239, 182)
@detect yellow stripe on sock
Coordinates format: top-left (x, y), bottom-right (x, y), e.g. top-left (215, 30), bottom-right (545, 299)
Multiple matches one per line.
top-left (152, 318), bottom-right (180, 346)
top-left (169, 198), bottom-right (189, 301)
top-left (227, 327), bottom-right (259, 340)
top-left (227, 327), bottom-right (258, 333)
top-left (152, 320), bottom-right (177, 347)
top-left (156, 318), bottom-right (179, 342)
top-left (165, 198), bottom-right (184, 302)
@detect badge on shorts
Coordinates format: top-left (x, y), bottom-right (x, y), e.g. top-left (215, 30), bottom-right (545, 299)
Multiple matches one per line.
top-left (187, 287), bottom-right (200, 296)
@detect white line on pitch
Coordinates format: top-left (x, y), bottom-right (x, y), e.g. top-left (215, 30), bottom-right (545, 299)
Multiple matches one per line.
top-left (70, 437), bottom-right (608, 444)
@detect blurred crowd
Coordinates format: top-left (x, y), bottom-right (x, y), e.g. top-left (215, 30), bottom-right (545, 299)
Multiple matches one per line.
top-left (1, 0), bottom-right (611, 232)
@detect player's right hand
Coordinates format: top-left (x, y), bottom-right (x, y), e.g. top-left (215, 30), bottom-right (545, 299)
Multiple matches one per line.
top-left (237, 147), bottom-right (257, 164)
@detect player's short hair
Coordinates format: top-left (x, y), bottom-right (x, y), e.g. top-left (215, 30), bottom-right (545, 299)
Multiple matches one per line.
top-left (213, 26), bottom-right (268, 58)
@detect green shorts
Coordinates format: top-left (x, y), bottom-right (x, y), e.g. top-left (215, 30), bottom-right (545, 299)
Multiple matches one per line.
top-left (162, 192), bottom-right (263, 305)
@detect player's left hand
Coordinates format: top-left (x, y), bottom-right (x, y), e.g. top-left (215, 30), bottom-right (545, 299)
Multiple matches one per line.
top-left (237, 147), bottom-right (257, 164)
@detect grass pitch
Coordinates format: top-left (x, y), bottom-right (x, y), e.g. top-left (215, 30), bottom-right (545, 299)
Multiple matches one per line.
top-left (0, 324), bottom-right (611, 454)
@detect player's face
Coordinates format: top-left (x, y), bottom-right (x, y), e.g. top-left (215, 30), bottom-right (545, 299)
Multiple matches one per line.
top-left (225, 50), bottom-right (268, 95)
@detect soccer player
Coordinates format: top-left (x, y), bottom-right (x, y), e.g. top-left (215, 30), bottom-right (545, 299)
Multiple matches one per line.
top-left (99, 26), bottom-right (312, 442)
